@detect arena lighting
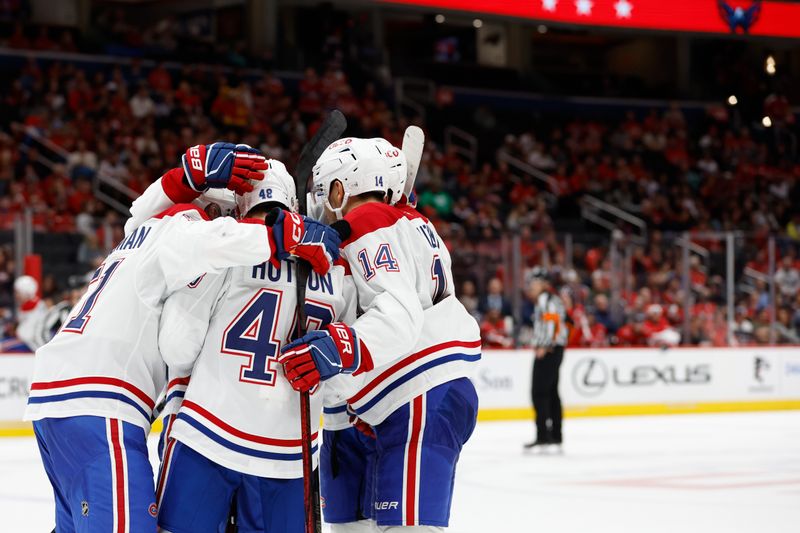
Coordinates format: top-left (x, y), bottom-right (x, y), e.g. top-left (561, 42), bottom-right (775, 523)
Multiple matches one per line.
top-left (765, 55), bottom-right (776, 75)
top-left (473, 18), bottom-right (483, 28)
top-left (537, 24), bottom-right (548, 33)
top-left (727, 95), bottom-right (738, 106)
top-left (762, 116), bottom-right (773, 128)
top-left (435, 13), bottom-right (445, 23)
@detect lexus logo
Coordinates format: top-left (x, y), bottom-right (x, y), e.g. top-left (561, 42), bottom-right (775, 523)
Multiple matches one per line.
top-left (572, 358), bottom-right (609, 397)
top-left (571, 357), bottom-right (712, 397)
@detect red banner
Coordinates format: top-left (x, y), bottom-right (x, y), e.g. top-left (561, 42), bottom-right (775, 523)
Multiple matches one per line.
top-left (381, 0), bottom-right (800, 38)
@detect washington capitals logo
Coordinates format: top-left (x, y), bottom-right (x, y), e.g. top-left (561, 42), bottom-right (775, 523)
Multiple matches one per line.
top-left (718, 0), bottom-right (762, 34)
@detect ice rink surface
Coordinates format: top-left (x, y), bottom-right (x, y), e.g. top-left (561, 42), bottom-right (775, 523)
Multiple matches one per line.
top-left (1, 411), bottom-right (798, 532)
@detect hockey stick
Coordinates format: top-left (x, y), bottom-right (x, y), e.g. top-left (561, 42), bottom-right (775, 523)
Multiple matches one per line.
top-left (293, 109), bottom-right (348, 533)
top-left (401, 125), bottom-right (425, 198)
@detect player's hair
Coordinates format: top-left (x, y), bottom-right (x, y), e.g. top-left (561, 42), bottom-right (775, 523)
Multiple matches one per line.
top-left (247, 201), bottom-right (287, 218)
top-left (353, 190), bottom-right (387, 204)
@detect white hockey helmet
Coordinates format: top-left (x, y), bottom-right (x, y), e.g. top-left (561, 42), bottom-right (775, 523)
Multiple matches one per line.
top-left (309, 137), bottom-right (407, 220)
top-left (14, 275), bottom-right (38, 300)
top-left (193, 188), bottom-right (236, 219)
top-left (235, 159), bottom-right (298, 217)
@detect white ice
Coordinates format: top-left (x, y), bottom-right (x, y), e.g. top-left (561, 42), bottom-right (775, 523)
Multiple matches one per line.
top-left (1, 411), bottom-right (798, 532)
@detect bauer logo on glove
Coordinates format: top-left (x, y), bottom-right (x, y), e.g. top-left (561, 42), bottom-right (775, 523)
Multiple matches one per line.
top-left (277, 323), bottom-right (374, 393)
top-left (182, 142), bottom-right (269, 195)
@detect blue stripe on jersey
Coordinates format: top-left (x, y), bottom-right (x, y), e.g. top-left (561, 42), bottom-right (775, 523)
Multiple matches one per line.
top-left (177, 413), bottom-right (318, 461)
top-left (27, 390), bottom-right (152, 421)
top-left (323, 405), bottom-right (347, 414)
top-left (351, 352), bottom-right (481, 415)
top-left (165, 390), bottom-right (185, 405)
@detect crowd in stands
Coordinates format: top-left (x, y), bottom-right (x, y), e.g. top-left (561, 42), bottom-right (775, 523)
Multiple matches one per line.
top-left (0, 19), bottom-right (799, 349)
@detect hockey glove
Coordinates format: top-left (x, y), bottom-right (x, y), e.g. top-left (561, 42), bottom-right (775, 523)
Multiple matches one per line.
top-left (182, 142), bottom-right (268, 194)
top-left (278, 323), bottom-right (374, 393)
top-left (266, 209), bottom-right (341, 275)
top-left (349, 414), bottom-right (376, 439)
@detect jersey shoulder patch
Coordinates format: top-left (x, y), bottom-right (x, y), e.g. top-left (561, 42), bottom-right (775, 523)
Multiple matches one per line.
top-left (343, 203), bottom-right (427, 245)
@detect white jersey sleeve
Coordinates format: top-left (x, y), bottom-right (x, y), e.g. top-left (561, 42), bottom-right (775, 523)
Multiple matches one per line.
top-left (158, 270), bottom-right (229, 417)
top-left (154, 210), bottom-right (271, 293)
top-left (24, 206), bottom-right (274, 430)
top-left (159, 271), bottom-right (229, 371)
top-left (124, 168), bottom-right (199, 235)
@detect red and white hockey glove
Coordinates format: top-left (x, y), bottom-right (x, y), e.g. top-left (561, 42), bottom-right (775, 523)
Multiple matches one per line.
top-left (182, 142), bottom-right (268, 194)
top-left (266, 209), bottom-right (341, 275)
top-left (277, 323), bottom-right (374, 393)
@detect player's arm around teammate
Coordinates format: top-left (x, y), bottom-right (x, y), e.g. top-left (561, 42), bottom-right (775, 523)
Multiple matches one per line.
top-left (22, 145), bottom-right (339, 533)
top-left (154, 161), bottom-right (348, 533)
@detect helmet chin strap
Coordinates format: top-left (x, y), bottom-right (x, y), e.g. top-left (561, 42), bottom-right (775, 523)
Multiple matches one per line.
top-left (325, 191), bottom-right (350, 221)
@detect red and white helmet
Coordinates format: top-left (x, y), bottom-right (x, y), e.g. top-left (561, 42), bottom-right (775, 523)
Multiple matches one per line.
top-left (309, 137), bottom-right (407, 220)
top-left (235, 159), bottom-right (298, 217)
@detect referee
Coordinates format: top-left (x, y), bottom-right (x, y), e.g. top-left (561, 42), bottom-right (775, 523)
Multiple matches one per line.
top-left (524, 268), bottom-right (568, 449)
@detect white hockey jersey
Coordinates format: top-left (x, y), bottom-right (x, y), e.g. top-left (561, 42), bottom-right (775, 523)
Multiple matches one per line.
top-left (325, 202), bottom-right (481, 427)
top-left (158, 258), bottom-right (355, 479)
top-left (24, 204), bottom-right (275, 430)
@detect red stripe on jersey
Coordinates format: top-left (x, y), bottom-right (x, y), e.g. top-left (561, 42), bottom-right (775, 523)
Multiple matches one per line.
top-left (167, 376), bottom-right (190, 390)
top-left (347, 340), bottom-right (481, 404)
top-left (31, 376), bottom-right (155, 409)
top-left (182, 400), bottom-right (318, 446)
top-left (405, 395), bottom-right (424, 526)
top-left (153, 203), bottom-right (210, 221)
top-left (156, 415), bottom-right (177, 507)
top-left (160, 167), bottom-right (201, 204)
top-left (342, 202), bottom-right (428, 246)
top-left (109, 419), bottom-right (127, 533)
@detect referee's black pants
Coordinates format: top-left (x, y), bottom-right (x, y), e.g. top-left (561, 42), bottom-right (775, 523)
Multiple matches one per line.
top-left (531, 346), bottom-right (564, 442)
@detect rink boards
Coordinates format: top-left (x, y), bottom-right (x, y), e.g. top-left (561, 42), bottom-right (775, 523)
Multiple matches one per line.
top-left (475, 346), bottom-right (800, 420)
top-left (2, 347), bottom-right (800, 435)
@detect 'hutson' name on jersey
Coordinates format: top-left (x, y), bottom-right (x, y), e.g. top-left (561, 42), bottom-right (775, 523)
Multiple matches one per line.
top-left (111, 224), bottom-right (153, 252)
top-left (251, 260), bottom-right (335, 294)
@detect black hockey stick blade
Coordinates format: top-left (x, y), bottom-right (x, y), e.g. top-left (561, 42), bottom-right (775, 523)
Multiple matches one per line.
top-left (295, 109), bottom-right (347, 214)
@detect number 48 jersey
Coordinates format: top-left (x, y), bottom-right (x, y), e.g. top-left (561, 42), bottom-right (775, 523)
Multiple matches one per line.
top-left (158, 258), bottom-right (354, 479)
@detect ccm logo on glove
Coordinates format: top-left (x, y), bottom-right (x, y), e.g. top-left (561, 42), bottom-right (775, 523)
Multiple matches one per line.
top-left (288, 212), bottom-right (303, 248)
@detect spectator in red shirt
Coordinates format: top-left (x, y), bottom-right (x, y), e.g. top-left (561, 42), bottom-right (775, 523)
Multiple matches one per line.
top-left (642, 304), bottom-right (681, 346)
top-left (480, 309), bottom-right (513, 348)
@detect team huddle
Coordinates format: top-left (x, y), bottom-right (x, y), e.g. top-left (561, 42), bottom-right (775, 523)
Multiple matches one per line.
top-left (23, 134), bottom-right (481, 533)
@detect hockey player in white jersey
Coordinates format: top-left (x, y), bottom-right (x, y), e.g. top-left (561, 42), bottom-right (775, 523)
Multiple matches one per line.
top-left (153, 160), bottom-right (355, 533)
top-left (23, 143), bottom-right (341, 533)
top-left (278, 137), bottom-right (481, 532)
